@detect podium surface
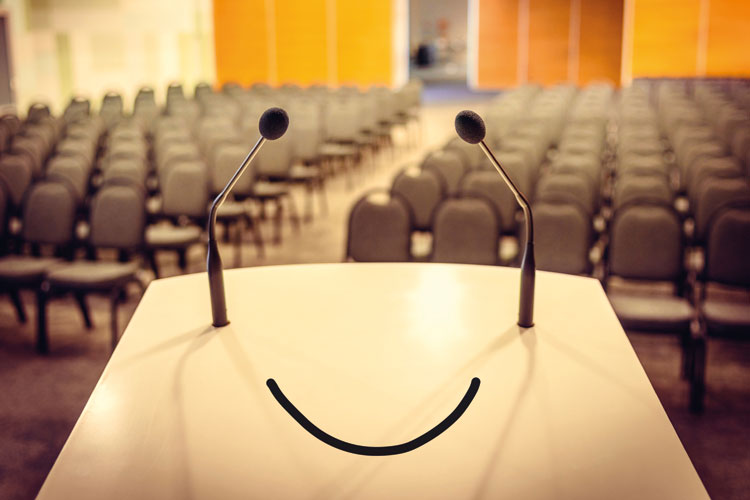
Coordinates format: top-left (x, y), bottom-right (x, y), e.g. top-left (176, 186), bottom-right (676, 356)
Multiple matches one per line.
top-left (38, 263), bottom-right (708, 499)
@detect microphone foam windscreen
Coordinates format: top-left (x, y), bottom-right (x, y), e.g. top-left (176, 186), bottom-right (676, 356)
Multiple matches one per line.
top-left (259, 107), bottom-right (289, 140)
top-left (455, 110), bottom-right (486, 144)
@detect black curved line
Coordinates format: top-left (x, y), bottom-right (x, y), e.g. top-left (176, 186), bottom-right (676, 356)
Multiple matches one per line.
top-left (266, 377), bottom-right (480, 456)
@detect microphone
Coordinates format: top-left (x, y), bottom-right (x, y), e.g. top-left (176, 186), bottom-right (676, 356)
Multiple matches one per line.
top-left (455, 110), bottom-right (535, 328)
top-left (207, 107), bottom-right (289, 327)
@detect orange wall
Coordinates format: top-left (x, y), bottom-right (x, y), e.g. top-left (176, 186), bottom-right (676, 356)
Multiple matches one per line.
top-left (476, 0), bottom-right (519, 88)
top-left (275, 0), bottom-right (329, 85)
top-left (213, 0), bottom-right (271, 86)
top-left (475, 0), bottom-right (624, 88)
top-left (705, 0), bottom-right (750, 76)
top-left (631, 0), bottom-right (701, 77)
top-left (578, 0), bottom-right (623, 85)
top-left (527, 0), bottom-right (571, 84)
top-left (213, 0), bottom-right (396, 87)
top-left (335, 1), bottom-right (393, 86)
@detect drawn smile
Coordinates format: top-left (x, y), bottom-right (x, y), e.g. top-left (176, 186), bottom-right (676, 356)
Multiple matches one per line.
top-left (266, 377), bottom-right (481, 456)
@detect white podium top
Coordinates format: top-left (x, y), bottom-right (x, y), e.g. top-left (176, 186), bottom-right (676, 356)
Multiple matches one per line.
top-left (38, 263), bottom-right (708, 499)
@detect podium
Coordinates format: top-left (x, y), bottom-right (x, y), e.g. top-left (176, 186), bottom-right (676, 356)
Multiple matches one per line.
top-left (37, 263), bottom-right (708, 499)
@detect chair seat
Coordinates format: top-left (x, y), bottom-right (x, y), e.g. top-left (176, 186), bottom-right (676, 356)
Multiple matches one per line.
top-left (216, 201), bottom-right (245, 220)
top-left (145, 225), bottom-right (202, 249)
top-left (319, 143), bottom-right (357, 157)
top-left (0, 256), bottom-right (62, 284)
top-left (46, 262), bottom-right (139, 291)
top-left (702, 299), bottom-right (750, 332)
top-left (252, 182), bottom-right (288, 198)
top-left (288, 165), bottom-right (320, 181)
top-left (609, 293), bottom-right (694, 332)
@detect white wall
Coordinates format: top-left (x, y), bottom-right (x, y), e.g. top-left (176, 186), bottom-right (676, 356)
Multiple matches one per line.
top-left (5, 0), bottom-right (215, 115)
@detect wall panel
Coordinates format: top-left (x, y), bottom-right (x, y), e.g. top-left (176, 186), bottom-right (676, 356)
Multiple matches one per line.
top-left (578, 0), bottom-right (623, 85)
top-left (213, 0), bottom-right (270, 86)
top-left (335, 1), bottom-right (393, 86)
top-left (275, 0), bottom-right (329, 85)
top-left (527, 0), bottom-right (570, 84)
top-left (476, 0), bottom-right (518, 88)
top-left (706, 0), bottom-right (750, 76)
top-left (631, 0), bottom-right (701, 77)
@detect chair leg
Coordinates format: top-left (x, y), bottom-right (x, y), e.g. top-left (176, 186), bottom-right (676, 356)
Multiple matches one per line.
top-left (233, 221), bottom-right (242, 268)
top-left (287, 193), bottom-right (301, 232)
top-left (36, 285), bottom-right (49, 354)
top-left (273, 200), bottom-right (284, 245)
top-left (318, 178), bottom-right (328, 216)
top-left (9, 289), bottom-right (27, 324)
top-left (689, 334), bottom-right (706, 414)
top-left (146, 250), bottom-right (160, 279)
top-left (74, 292), bottom-right (93, 329)
top-left (110, 288), bottom-right (120, 351)
top-left (177, 248), bottom-right (188, 272)
top-left (304, 183), bottom-right (314, 222)
top-left (247, 215), bottom-right (264, 259)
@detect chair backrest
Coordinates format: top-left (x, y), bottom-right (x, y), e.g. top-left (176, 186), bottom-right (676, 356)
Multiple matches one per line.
top-left (0, 154), bottom-right (34, 208)
top-left (21, 181), bottom-right (77, 246)
top-left (346, 190), bottom-right (412, 262)
top-left (613, 174), bottom-right (672, 210)
top-left (157, 142), bottom-right (201, 181)
top-left (47, 156), bottom-right (89, 204)
top-left (391, 166), bottom-right (444, 231)
top-left (609, 201), bottom-right (683, 282)
top-left (422, 149), bottom-right (467, 195)
top-left (459, 170), bottom-right (516, 233)
top-left (685, 156), bottom-right (742, 206)
top-left (444, 137), bottom-right (484, 170)
top-left (256, 137), bottom-right (293, 179)
top-left (11, 136), bottom-right (45, 178)
top-left (103, 158), bottom-right (148, 188)
top-left (536, 172), bottom-right (596, 215)
top-left (27, 102), bottom-right (51, 123)
top-left (694, 177), bottom-right (750, 242)
top-left (431, 196), bottom-right (499, 265)
top-left (162, 160), bottom-right (209, 219)
top-left (704, 203), bottom-right (750, 287)
top-left (325, 98), bottom-right (361, 142)
top-left (89, 184), bottom-right (145, 250)
top-left (534, 201), bottom-right (592, 275)
top-left (211, 144), bottom-right (255, 196)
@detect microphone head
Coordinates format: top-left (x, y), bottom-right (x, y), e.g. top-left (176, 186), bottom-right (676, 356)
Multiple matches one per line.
top-left (455, 110), bottom-right (486, 144)
top-left (259, 107), bottom-right (289, 140)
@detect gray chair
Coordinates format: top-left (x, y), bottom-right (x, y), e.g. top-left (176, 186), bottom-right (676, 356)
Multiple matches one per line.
top-left (210, 144), bottom-right (264, 263)
top-left (612, 174), bottom-right (673, 210)
top-left (444, 137), bottom-right (484, 170)
top-left (0, 181), bottom-right (77, 332)
top-left (345, 190), bottom-right (412, 262)
top-left (38, 184), bottom-right (146, 353)
top-left (391, 166), bottom-right (444, 232)
top-left (431, 196), bottom-right (500, 266)
top-left (605, 201), bottom-right (694, 342)
top-left (692, 177), bottom-right (750, 244)
top-left (46, 156), bottom-right (90, 205)
top-left (251, 138), bottom-right (301, 244)
top-left (536, 172), bottom-right (597, 216)
top-left (690, 202), bottom-right (750, 412)
top-left (534, 200), bottom-right (592, 275)
top-left (422, 150), bottom-right (467, 195)
top-left (0, 154), bottom-right (34, 214)
top-left (145, 161), bottom-right (208, 277)
top-left (459, 170), bottom-right (516, 236)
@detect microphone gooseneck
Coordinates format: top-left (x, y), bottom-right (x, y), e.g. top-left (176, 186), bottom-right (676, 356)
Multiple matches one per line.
top-left (207, 107), bottom-right (289, 327)
top-left (455, 110), bottom-right (535, 328)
